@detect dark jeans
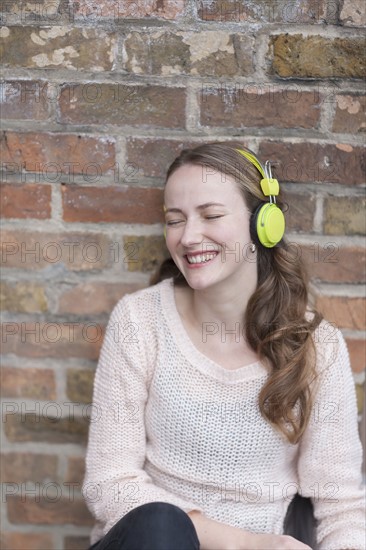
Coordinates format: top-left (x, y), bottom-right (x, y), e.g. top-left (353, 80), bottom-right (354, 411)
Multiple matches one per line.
top-left (88, 501), bottom-right (200, 550)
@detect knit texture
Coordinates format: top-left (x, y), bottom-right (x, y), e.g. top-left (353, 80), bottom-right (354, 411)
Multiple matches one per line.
top-left (83, 277), bottom-right (365, 549)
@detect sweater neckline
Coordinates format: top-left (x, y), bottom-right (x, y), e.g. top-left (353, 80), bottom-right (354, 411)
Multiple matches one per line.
top-left (160, 277), bottom-right (269, 383)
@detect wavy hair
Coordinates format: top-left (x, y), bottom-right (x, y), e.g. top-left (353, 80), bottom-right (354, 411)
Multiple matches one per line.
top-left (150, 141), bottom-right (323, 444)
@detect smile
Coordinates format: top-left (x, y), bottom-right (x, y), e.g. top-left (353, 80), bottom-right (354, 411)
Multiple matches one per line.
top-left (185, 252), bottom-right (218, 265)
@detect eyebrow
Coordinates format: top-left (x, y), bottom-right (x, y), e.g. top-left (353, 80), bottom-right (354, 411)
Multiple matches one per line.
top-left (165, 202), bottom-right (226, 214)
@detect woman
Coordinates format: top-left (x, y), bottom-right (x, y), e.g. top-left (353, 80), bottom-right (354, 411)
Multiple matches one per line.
top-left (83, 142), bottom-right (365, 550)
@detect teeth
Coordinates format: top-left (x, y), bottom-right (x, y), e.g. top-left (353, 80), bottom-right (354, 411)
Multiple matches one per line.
top-left (186, 253), bottom-right (217, 264)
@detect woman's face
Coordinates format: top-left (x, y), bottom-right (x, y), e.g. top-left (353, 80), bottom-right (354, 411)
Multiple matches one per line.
top-left (164, 163), bottom-right (257, 292)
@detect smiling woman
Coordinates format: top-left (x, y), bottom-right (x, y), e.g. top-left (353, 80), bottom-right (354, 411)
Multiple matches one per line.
top-left (83, 142), bottom-right (365, 550)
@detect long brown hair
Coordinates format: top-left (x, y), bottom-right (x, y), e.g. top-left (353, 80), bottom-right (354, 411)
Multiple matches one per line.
top-left (151, 141), bottom-right (322, 444)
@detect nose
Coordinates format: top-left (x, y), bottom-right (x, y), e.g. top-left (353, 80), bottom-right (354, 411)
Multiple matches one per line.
top-left (179, 218), bottom-right (203, 247)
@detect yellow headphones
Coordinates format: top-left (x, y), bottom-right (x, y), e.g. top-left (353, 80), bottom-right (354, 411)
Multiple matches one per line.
top-left (236, 148), bottom-right (285, 248)
top-left (162, 149), bottom-right (285, 248)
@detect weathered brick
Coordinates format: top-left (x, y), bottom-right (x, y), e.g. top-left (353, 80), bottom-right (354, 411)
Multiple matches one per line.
top-left (66, 456), bottom-right (86, 484)
top-left (58, 83), bottom-right (186, 128)
top-left (0, 532), bottom-right (54, 550)
top-left (0, 81), bottom-right (51, 120)
top-left (0, 367), bottom-right (56, 399)
top-left (281, 189), bottom-right (315, 233)
top-left (58, 282), bottom-right (144, 315)
top-left (126, 138), bottom-right (199, 178)
top-left (1, 321), bottom-right (104, 359)
top-left (0, 281), bottom-right (48, 313)
top-left (4, 412), bottom-right (89, 444)
top-left (124, 31), bottom-right (254, 76)
top-left (126, 138), bottom-right (250, 179)
top-left (355, 382), bottom-right (364, 415)
top-left (270, 34), bottom-right (366, 78)
top-left (323, 196), bottom-right (366, 235)
top-left (1, 230), bottom-right (110, 271)
top-left (66, 369), bottom-right (94, 404)
top-left (7, 495), bottom-right (93, 525)
top-left (62, 185), bottom-right (164, 223)
top-left (0, 184), bottom-right (51, 219)
top-left (1, 131), bottom-right (115, 177)
top-left (200, 89), bottom-right (320, 129)
top-left (332, 94), bottom-right (366, 134)
top-left (73, 0), bottom-right (185, 19)
top-left (346, 339), bottom-right (366, 374)
top-left (64, 536), bottom-right (91, 550)
top-left (123, 235), bottom-right (170, 272)
top-left (300, 244), bottom-right (366, 284)
top-left (0, 26), bottom-right (116, 71)
top-left (340, 0), bottom-right (366, 27)
top-left (259, 141), bottom-right (365, 185)
top-left (315, 296), bottom-right (365, 330)
top-left (1, 0), bottom-right (62, 20)
top-left (0, 452), bottom-right (58, 483)
top-left (198, 0), bottom-right (326, 23)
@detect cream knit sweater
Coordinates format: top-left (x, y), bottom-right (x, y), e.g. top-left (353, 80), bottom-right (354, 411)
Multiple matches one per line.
top-left (83, 277), bottom-right (365, 549)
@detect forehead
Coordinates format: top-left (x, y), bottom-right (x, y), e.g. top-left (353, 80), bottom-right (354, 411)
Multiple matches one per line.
top-left (165, 164), bottom-right (243, 203)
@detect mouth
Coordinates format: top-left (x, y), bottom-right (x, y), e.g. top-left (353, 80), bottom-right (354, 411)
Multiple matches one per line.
top-left (184, 252), bottom-right (219, 266)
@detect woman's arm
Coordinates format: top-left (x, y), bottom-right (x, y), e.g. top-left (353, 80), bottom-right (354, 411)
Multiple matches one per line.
top-left (82, 295), bottom-right (203, 536)
top-left (188, 511), bottom-right (312, 550)
top-left (297, 323), bottom-right (365, 550)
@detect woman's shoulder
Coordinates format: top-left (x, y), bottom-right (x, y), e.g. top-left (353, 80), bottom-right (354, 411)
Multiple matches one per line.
top-left (306, 312), bottom-right (350, 378)
top-left (109, 277), bottom-right (173, 322)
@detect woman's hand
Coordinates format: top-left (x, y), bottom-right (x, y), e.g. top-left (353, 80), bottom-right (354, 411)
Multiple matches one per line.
top-left (246, 532), bottom-right (312, 550)
top-left (188, 510), bottom-right (312, 550)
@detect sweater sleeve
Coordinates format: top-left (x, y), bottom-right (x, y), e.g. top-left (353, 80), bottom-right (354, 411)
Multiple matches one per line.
top-left (82, 294), bottom-right (203, 537)
top-left (297, 323), bottom-right (365, 550)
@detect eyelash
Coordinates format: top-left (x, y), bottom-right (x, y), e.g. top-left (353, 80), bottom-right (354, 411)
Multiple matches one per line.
top-left (166, 215), bottom-right (223, 226)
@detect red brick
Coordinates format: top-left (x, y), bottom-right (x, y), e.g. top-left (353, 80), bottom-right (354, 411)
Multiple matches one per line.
top-left (200, 90), bottom-right (320, 129)
top-left (0, 184), bottom-right (51, 219)
top-left (315, 296), bottom-right (365, 330)
top-left (73, 0), bottom-right (185, 19)
top-left (0, 81), bottom-right (51, 120)
top-left (58, 282), bottom-right (144, 315)
top-left (126, 138), bottom-right (250, 179)
top-left (126, 138), bottom-right (200, 178)
top-left (198, 0), bottom-right (326, 23)
top-left (0, 26), bottom-right (116, 71)
top-left (346, 339), bottom-right (366, 373)
top-left (1, 230), bottom-right (110, 271)
top-left (4, 412), bottom-right (89, 444)
top-left (332, 94), bottom-right (366, 133)
top-left (1, 321), bottom-right (104, 360)
top-left (300, 244), bottom-right (365, 284)
top-left (0, 532), bottom-right (54, 550)
top-left (259, 141), bottom-right (365, 185)
top-left (270, 34), bottom-right (366, 78)
top-left (0, 367), bottom-right (56, 399)
top-left (66, 456), bottom-right (86, 485)
top-left (58, 84), bottom-right (186, 128)
top-left (62, 185), bottom-right (164, 223)
top-left (281, 189), bottom-right (315, 233)
top-left (7, 495), bottom-right (93, 526)
top-left (0, 452), bottom-right (58, 483)
top-left (0, 131), bottom-right (115, 177)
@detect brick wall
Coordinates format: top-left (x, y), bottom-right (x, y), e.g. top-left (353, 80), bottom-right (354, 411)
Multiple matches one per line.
top-left (1, 1), bottom-right (365, 548)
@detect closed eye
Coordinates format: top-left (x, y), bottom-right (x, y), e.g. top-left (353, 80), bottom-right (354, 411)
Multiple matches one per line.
top-left (166, 216), bottom-right (223, 225)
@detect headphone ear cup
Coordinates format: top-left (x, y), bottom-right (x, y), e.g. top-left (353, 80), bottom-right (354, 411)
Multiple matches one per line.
top-left (251, 203), bottom-right (285, 248)
top-left (250, 203), bottom-right (264, 246)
